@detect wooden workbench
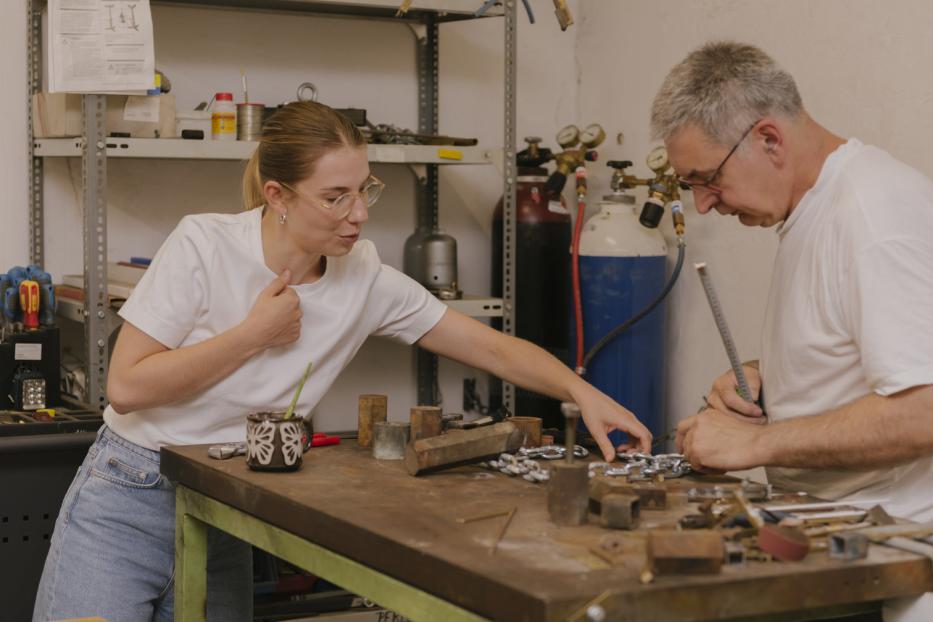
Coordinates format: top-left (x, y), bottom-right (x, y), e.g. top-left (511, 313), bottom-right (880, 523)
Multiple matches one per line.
top-left (160, 443), bottom-right (933, 621)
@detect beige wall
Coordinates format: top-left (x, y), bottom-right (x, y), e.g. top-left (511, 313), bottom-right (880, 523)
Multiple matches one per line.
top-left (3, 1), bottom-right (932, 434)
top-left (575, 0), bottom-right (933, 433)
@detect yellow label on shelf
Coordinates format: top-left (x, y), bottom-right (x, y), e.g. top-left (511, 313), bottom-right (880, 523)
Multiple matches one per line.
top-left (437, 148), bottom-right (462, 161)
top-left (212, 114), bottom-right (236, 135)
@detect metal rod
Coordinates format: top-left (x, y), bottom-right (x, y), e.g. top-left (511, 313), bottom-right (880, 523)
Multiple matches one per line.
top-left (695, 262), bottom-right (752, 402)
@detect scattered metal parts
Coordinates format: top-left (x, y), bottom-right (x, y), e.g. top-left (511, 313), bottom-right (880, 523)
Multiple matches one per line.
top-left (612, 452), bottom-right (692, 480)
top-left (741, 478), bottom-right (773, 502)
top-left (489, 506), bottom-right (517, 555)
top-left (208, 442), bottom-right (246, 460)
top-left (867, 504), bottom-right (896, 526)
top-left (600, 494), bottom-right (640, 530)
top-left (373, 421), bottom-right (410, 460)
top-left (758, 524), bottom-right (810, 562)
top-left (548, 461), bottom-right (589, 526)
top-left (723, 541), bottom-right (747, 565)
top-left (829, 532), bottom-right (870, 561)
top-left (687, 486), bottom-right (732, 502)
top-left (680, 513), bottom-right (714, 530)
top-left (647, 530), bottom-right (724, 575)
top-left (520, 444), bottom-right (589, 460)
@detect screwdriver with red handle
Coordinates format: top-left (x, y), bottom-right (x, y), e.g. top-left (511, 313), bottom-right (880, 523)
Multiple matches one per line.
top-left (19, 280), bottom-right (40, 330)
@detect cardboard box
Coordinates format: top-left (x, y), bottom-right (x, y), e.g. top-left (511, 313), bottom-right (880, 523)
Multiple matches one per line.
top-left (33, 92), bottom-right (176, 138)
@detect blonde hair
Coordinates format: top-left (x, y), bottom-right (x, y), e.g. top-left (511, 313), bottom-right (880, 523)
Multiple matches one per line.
top-left (242, 101), bottom-right (366, 210)
top-left (651, 41), bottom-right (803, 145)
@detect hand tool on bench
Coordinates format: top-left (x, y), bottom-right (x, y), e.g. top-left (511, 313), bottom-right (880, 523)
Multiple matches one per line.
top-left (547, 402), bottom-right (589, 525)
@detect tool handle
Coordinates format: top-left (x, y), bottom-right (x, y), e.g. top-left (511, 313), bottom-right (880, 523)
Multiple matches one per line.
top-left (40, 284), bottom-right (56, 326)
top-left (695, 263), bottom-right (753, 402)
top-left (19, 280), bottom-right (40, 329)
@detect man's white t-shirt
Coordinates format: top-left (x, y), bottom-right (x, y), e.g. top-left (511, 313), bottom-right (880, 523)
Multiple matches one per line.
top-left (103, 208), bottom-right (447, 450)
top-left (761, 138), bottom-right (933, 521)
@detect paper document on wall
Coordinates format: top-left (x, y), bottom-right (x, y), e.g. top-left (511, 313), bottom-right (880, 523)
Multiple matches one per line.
top-left (49, 0), bottom-right (155, 93)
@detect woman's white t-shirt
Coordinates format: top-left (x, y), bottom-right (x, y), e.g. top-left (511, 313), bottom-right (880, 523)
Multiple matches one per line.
top-left (103, 208), bottom-right (447, 450)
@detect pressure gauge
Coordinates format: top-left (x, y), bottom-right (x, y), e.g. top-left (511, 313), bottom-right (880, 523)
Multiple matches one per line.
top-left (647, 146), bottom-right (670, 173)
top-left (556, 124), bottom-right (580, 148)
top-left (580, 123), bottom-right (606, 148)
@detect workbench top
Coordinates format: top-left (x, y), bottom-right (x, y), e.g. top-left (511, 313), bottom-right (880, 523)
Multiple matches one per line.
top-left (161, 443), bottom-right (933, 621)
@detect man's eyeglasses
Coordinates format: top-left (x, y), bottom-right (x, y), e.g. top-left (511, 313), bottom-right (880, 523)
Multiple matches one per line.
top-left (677, 121), bottom-right (759, 192)
top-left (281, 175), bottom-right (385, 220)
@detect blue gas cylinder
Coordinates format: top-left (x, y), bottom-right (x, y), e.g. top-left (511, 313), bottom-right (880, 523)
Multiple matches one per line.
top-left (573, 193), bottom-right (668, 442)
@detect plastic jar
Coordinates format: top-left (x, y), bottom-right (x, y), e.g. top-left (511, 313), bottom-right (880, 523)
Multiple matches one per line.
top-left (211, 92), bottom-right (236, 140)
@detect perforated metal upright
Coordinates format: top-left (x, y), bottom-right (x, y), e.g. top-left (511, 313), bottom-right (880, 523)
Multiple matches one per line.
top-left (414, 15), bottom-right (441, 406)
top-left (413, 3), bottom-right (517, 413)
top-left (501, 0), bottom-right (518, 415)
top-left (81, 95), bottom-right (110, 411)
top-left (27, 0), bottom-right (517, 415)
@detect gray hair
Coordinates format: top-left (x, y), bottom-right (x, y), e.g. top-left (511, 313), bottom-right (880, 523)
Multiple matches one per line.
top-left (650, 41), bottom-right (803, 145)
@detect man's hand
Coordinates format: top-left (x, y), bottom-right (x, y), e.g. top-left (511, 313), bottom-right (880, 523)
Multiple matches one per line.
top-left (571, 384), bottom-right (653, 460)
top-left (707, 363), bottom-right (765, 421)
top-left (676, 408), bottom-right (769, 472)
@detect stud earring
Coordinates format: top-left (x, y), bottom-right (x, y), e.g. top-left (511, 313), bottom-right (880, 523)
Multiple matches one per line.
top-left (278, 212), bottom-right (287, 225)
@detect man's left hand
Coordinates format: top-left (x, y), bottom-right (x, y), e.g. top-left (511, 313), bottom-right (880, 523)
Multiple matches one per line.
top-left (676, 408), bottom-right (769, 472)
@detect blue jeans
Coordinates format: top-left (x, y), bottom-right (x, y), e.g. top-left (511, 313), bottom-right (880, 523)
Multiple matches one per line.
top-left (32, 425), bottom-right (252, 622)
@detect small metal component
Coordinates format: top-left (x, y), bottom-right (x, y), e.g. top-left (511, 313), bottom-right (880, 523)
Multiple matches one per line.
top-left (373, 421), bottom-right (410, 460)
top-left (559, 402), bottom-right (580, 465)
top-left (647, 530), bottom-right (724, 575)
top-left (208, 442), bottom-right (247, 460)
top-left (741, 478), bottom-right (773, 502)
top-left (548, 462), bottom-right (589, 526)
top-left (723, 541), bottom-right (747, 565)
top-left (600, 494), bottom-right (640, 530)
top-left (679, 514), bottom-right (713, 530)
top-left (829, 532), bottom-right (870, 561)
top-left (687, 486), bottom-right (732, 502)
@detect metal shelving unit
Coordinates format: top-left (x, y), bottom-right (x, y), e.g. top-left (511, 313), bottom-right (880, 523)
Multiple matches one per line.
top-left (27, 0), bottom-right (517, 413)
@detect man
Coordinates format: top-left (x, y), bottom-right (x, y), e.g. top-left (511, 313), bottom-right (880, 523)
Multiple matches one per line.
top-left (652, 41), bottom-right (933, 620)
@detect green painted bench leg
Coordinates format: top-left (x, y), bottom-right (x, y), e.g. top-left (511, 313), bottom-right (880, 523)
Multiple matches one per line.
top-left (175, 487), bottom-right (208, 622)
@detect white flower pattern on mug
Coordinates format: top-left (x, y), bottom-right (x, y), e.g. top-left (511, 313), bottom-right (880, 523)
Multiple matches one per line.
top-left (280, 421), bottom-right (304, 466)
top-left (247, 419), bottom-right (276, 465)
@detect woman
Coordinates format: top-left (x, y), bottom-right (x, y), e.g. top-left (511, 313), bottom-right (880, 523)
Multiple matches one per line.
top-left (33, 101), bottom-right (651, 622)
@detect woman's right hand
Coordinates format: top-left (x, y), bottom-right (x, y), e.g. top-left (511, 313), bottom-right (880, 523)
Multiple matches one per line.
top-left (240, 269), bottom-right (302, 351)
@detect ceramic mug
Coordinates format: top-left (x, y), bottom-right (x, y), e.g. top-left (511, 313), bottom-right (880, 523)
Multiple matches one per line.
top-left (245, 412), bottom-right (312, 471)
